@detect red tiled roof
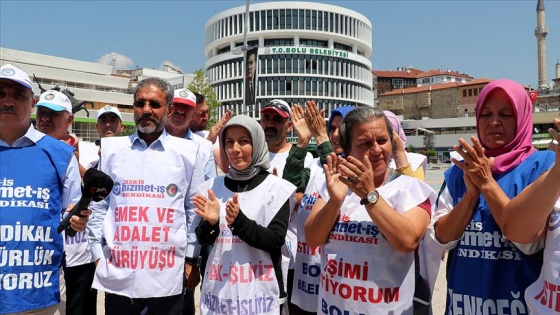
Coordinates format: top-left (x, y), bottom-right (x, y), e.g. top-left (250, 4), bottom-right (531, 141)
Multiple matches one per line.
top-left (416, 69), bottom-right (473, 79)
top-left (372, 68), bottom-right (423, 79)
top-left (380, 79), bottom-right (493, 96)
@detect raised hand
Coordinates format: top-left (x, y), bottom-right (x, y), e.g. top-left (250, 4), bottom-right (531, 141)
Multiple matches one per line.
top-left (338, 154), bottom-right (375, 199)
top-left (225, 193), bottom-right (240, 225)
top-left (193, 189), bottom-right (220, 225)
top-left (304, 101), bottom-right (327, 142)
top-left (451, 137), bottom-right (492, 194)
top-left (391, 130), bottom-right (409, 168)
top-left (323, 152), bottom-right (348, 204)
top-left (208, 109), bottom-right (232, 144)
top-left (290, 104), bottom-right (311, 146)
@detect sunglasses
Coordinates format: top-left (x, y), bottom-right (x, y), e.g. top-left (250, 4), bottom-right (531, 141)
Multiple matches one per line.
top-left (262, 101), bottom-right (289, 114)
top-left (133, 99), bottom-right (163, 109)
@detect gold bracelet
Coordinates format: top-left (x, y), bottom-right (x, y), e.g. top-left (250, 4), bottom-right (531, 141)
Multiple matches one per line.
top-left (395, 163), bottom-right (411, 173)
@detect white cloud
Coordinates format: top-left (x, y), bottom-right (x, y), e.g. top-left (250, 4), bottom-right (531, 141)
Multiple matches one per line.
top-left (160, 60), bottom-right (183, 74)
top-left (97, 52), bottom-right (134, 70)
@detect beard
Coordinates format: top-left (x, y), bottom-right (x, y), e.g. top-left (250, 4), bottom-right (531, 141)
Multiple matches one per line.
top-left (136, 115), bottom-right (165, 134)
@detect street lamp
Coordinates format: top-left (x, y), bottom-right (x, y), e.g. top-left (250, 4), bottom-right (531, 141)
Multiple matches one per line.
top-left (231, 0), bottom-right (253, 115)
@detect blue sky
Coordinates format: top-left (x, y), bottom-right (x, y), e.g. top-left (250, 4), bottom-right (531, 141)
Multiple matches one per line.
top-left (1, 0), bottom-right (559, 88)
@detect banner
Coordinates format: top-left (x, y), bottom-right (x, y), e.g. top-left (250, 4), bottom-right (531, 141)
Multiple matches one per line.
top-left (244, 46), bottom-right (259, 106)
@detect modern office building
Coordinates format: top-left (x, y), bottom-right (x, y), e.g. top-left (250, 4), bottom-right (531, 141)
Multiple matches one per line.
top-left (204, 1), bottom-right (374, 120)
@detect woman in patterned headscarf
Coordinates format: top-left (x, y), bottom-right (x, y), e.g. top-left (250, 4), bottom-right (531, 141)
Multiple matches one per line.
top-left (432, 79), bottom-right (555, 314)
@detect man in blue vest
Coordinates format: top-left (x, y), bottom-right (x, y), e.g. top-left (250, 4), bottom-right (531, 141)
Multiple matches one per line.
top-left (0, 64), bottom-right (91, 314)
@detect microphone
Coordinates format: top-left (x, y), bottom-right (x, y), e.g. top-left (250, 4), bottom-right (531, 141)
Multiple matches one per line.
top-left (57, 168), bottom-right (114, 237)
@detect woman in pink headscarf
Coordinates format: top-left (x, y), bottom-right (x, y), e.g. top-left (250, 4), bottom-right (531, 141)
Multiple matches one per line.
top-left (431, 79), bottom-right (555, 314)
top-left (384, 110), bottom-right (428, 180)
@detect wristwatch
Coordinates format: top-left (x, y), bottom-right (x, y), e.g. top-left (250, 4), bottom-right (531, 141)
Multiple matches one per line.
top-left (360, 190), bottom-right (379, 206)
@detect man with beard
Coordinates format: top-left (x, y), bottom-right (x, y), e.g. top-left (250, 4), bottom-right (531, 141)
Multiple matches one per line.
top-left (0, 64), bottom-right (90, 314)
top-left (88, 77), bottom-right (205, 315)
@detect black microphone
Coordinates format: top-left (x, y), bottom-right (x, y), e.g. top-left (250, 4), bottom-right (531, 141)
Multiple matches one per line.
top-left (57, 168), bottom-right (114, 237)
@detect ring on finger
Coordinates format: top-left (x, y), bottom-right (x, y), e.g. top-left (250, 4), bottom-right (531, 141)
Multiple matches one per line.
top-left (349, 175), bottom-right (359, 184)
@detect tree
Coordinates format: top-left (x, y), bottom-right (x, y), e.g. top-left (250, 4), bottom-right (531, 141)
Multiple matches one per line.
top-left (188, 68), bottom-right (221, 129)
top-left (423, 132), bottom-right (435, 152)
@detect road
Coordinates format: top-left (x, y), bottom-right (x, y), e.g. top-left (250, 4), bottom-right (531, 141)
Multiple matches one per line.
top-left (95, 166), bottom-right (451, 314)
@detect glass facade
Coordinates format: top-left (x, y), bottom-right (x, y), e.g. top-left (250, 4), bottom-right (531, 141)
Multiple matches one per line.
top-left (206, 2), bottom-right (373, 119)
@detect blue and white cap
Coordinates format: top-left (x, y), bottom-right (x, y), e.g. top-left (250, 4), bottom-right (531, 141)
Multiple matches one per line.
top-left (0, 64), bottom-right (34, 92)
top-left (35, 90), bottom-right (72, 113)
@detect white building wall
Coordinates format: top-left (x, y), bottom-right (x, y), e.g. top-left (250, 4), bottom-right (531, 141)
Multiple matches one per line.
top-left (205, 2), bottom-right (373, 119)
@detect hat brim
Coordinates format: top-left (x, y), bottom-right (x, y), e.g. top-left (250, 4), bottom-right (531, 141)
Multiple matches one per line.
top-left (97, 112), bottom-right (122, 121)
top-left (36, 102), bottom-right (71, 113)
top-left (0, 78), bottom-right (34, 92)
top-left (173, 98), bottom-right (196, 108)
top-left (260, 107), bottom-right (289, 118)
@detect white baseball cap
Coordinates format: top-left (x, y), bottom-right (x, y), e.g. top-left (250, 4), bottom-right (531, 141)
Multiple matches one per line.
top-left (0, 64), bottom-right (34, 92)
top-left (173, 88), bottom-right (196, 108)
top-left (97, 105), bottom-right (122, 121)
top-left (35, 90), bottom-right (72, 114)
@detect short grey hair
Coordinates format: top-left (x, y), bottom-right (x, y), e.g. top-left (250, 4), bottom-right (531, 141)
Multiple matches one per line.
top-left (133, 77), bottom-right (174, 106)
top-left (339, 106), bottom-right (394, 155)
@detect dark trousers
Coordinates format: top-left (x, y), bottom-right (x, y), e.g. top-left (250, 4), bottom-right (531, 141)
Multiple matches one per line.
top-left (65, 262), bottom-right (97, 315)
top-left (105, 292), bottom-right (184, 315)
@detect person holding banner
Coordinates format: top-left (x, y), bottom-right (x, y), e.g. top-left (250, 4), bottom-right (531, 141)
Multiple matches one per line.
top-left (305, 107), bottom-right (437, 314)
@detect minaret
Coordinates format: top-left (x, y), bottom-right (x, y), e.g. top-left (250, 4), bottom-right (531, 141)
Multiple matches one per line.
top-left (535, 0), bottom-right (548, 90)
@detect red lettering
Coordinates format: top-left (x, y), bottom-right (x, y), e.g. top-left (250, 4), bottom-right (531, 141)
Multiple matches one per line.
top-left (157, 208), bottom-right (175, 223)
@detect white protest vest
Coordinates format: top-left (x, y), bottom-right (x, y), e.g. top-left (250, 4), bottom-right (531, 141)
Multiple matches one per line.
top-left (317, 175), bottom-right (436, 314)
top-left (92, 135), bottom-right (198, 298)
top-left (291, 159), bottom-right (325, 311)
top-left (65, 141), bottom-right (99, 267)
top-left (525, 200), bottom-right (560, 314)
top-left (200, 175), bottom-right (296, 315)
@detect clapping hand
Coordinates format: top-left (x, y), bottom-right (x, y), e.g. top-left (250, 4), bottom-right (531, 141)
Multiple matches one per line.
top-left (323, 153), bottom-right (348, 204)
top-left (193, 189), bottom-right (220, 225)
top-left (225, 194), bottom-right (240, 225)
top-left (451, 137), bottom-right (494, 195)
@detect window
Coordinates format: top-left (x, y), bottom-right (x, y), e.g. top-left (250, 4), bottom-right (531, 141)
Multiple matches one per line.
top-left (279, 9), bottom-right (285, 29)
top-left (318, 11), bottom-right (323, 31)
top-left (250, 12), bottom-right (255, 32)
top-left (286, 9), bottom-right (291, 29)
top-left (311, 10), bottom-right (317, 30)
top-left (267, 10), bottom-right (273, 30)
top-left (468, 89), bottom-right (472, 97)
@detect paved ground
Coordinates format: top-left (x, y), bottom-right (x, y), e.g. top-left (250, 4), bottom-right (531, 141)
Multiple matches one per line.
top-left (96, 166), bottom-right (451, 314)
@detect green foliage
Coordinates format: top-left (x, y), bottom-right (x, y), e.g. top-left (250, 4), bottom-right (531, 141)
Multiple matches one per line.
top-left (423, 132), bottom-right (435, 152)
top-left (426, 149), bottom-right (437, 157)
top-left (188, 68), bottom-right (221, 129)
top-left (407, 145), bottom-right (417, 153)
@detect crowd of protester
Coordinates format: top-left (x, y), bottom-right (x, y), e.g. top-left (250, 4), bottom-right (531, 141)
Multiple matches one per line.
top-left (2, 64), bottom-right (560, 315)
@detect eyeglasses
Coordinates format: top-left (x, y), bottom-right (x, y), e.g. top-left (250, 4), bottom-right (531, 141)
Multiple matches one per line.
top-left (133, 99), bottom-right (163, 109)
top-left (262, 101), bottom-right (289, 114)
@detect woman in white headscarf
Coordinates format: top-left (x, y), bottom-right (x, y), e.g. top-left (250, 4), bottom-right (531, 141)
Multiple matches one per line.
top-left (193, 115), bottom-right (296, 315)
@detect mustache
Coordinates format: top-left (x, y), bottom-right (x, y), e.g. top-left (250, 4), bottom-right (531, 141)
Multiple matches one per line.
top-left (0, 107), bottom-right (16, 113)
top-left (264, 127), bottom-right (277, 133)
